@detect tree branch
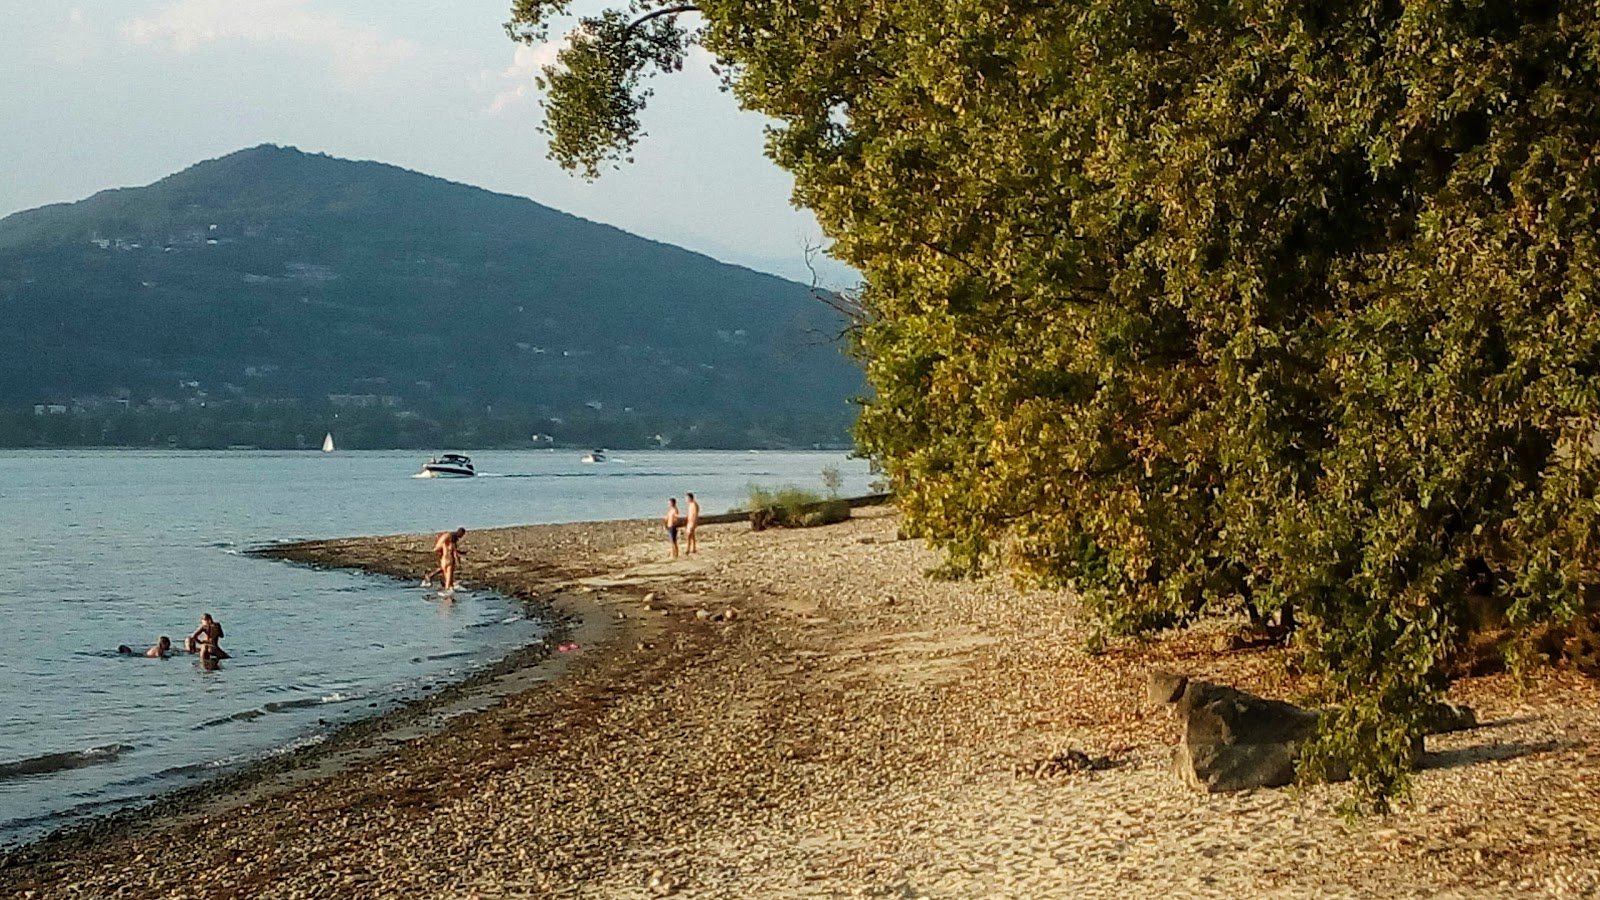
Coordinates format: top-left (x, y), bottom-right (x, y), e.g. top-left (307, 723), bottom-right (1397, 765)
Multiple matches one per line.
top-left (627, 5), bottom-right (698, 33)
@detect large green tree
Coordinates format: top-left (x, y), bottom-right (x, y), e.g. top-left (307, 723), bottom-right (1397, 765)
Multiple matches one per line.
top-left (509, 0), bottom-right (1600, 803)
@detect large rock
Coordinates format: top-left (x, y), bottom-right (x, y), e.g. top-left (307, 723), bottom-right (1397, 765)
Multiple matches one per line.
top-left (1169, 679), bottom-right (1327, 792)
top-left (1147, 672), bottom-right (1474, 793)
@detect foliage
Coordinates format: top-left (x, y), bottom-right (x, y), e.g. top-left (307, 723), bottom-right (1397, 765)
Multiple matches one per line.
top-left (820, 464), bottom-right (843, 497)
top-left (745, 483), bottom-right (851, 529)
top-left (509, 1), bottom-right (1600, 805)
top-left (0, 145), bottom-right (861, 449)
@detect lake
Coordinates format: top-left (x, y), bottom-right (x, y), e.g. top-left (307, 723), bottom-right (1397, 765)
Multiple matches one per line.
top-left (0, 448), bottom-right (874, 847)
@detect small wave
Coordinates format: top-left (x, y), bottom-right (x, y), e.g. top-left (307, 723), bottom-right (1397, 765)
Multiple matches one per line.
top-left (0, 744), bottom-right (133, 781)
top-left (194, 692), bottom-right (361, 728)
top-left (263, 692), bottom-right (358, 713)
top-left (1, 793), bottom-right (137, 834)
top-left (419, 650), bottom-right (475, 662)
top-left (194, 708), bottom-right (267, 729)
top-left (112, 760), bottom-right (220, 787)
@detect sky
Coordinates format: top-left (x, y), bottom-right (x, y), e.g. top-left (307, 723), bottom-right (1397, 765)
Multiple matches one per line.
top-left (0, 0), bottom-right (857, 287)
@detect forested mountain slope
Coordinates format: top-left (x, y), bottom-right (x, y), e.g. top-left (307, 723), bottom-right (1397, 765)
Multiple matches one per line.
top-left (0, 145), bottom-right (860, 448)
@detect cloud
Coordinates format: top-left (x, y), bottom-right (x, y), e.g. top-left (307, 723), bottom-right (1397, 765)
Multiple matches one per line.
top-left (123, 0), bottom-right (416, 81)
top-left (486, 39), bottom-right (567, 114)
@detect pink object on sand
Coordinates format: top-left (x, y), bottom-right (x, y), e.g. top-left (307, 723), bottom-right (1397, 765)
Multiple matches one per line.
top-left (557, 641), bottom-right (580, 652)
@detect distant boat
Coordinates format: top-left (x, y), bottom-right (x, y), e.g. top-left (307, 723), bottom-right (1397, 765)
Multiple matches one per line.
top-left (321, 432), bottom-right (335, 453)
top-left (581, 450), bottom-right (606, 464)
top-left (417, 453), bottom-right (475, 478)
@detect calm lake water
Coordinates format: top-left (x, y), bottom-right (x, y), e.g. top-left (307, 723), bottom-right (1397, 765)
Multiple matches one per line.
top-left (0, 448), bottom-right (873, 847)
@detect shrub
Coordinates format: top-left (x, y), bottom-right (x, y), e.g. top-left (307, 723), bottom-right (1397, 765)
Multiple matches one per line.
top-left (746, 483), bottom-right (851, 530)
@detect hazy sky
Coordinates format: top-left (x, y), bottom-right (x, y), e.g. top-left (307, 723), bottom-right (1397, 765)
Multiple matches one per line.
top-left (0, 1), bottom-right (856, 287)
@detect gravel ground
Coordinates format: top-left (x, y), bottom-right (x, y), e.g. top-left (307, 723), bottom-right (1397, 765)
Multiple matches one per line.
top-left (3, 507), bottom-right (1598, 899)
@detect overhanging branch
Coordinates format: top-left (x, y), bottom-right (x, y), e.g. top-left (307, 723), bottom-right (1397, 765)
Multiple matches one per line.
top-left (627, 5), bottom-right (698, 32)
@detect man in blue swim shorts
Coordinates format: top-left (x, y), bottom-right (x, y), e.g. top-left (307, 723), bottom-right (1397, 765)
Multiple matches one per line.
top-left (664, 497), bottom-right (681, 559)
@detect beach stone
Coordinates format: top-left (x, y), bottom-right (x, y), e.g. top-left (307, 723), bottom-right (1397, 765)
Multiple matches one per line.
top-left (1420, 701), bottom-right (1478, 735)
top-left (646, 868), bottom-right (679, 896)
top-left (1172, 680), bottom-right (1328, 792)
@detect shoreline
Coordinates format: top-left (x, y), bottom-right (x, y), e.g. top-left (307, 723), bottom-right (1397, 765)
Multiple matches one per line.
top-left (1, 518), bottom-right (652, 861)
top-left (4, 508), bottom-right (1599, 897)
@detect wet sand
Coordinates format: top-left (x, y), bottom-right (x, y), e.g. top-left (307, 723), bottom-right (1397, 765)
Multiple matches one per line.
top-left (3, 508), bottom-right (1598, 898)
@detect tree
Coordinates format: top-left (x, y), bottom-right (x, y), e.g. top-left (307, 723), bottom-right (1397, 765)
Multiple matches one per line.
top-left (510, 0), bottom-right (1600, 806)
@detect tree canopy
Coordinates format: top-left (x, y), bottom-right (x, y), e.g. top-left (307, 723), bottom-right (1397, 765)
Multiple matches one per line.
top-left (509, 0), bottom-right (1600, 804)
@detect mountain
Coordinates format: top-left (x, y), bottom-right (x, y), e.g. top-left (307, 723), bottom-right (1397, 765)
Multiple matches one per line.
top-left (0, 145), bottom-right (863, 449)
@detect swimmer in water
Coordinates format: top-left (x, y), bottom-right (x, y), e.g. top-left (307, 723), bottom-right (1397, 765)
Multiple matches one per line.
top-left (145, 636), bottom-right (172, 658)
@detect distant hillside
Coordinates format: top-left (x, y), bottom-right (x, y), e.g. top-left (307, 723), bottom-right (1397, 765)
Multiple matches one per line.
top-left (0, 145), bottom-right (863, 449)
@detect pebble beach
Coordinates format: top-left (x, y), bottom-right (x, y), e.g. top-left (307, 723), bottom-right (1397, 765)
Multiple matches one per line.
top-left (3, 506), bottom-right (1598, 898)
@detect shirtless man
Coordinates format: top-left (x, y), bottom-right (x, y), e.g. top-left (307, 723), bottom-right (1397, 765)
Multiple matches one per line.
top-left (664, 498), bottom-right (681, 559)
top-left (684, 492), bottom-right (701, 554)
top-left (144, 636), bottom-right (172, 658)
top-left (424, 527), bottom-right (468, 590)
top-left (185, 613), bottom-right (225, 656)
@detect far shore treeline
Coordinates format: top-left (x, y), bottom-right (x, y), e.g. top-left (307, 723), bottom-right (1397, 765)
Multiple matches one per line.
top-left (510, 0), bottom-right (1600, 806)
top-left (0, 402), bottom-right (851, 451)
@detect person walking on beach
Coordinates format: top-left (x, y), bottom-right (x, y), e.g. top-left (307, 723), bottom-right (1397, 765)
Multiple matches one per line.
top-left (185, 613), bottom-right (225, 656)
top-left (684, 492), bottom-right (700, 555)
top-left (664, 498), bottom-right (681, 559)
top-left (425, 527), bottom-right (468, 590)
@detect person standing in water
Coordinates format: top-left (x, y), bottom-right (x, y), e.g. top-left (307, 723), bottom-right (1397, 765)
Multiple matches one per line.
top-left (664, 498), bottom-right (681, 559)
top-left (684, 492), bottom-right (701, 555)
top-left (424, 527), bottom-right (468, 590)
top-left (185, 613), bottom-right (225, 656)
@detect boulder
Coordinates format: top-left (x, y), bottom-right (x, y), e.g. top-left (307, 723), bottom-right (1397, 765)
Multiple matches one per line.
top-left (1170, 679), bottom-right (1327, 792)
top-left (1154, 672), bottom-right (1467, 792)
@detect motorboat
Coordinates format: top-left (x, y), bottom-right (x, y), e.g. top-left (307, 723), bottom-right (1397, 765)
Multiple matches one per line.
top-left (581, 450), bottom-right (607, 464)
top-left (417, 453), bottom-right (475, 478)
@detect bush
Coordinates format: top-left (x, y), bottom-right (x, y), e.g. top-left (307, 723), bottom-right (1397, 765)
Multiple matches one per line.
top-left (746, 484), bottom-right (851, 530)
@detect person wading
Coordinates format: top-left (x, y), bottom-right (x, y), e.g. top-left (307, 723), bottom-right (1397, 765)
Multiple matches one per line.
top-left (424, 527), bottom-right (468, 590)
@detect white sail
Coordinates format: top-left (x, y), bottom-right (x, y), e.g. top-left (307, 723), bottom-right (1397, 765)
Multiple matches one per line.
top-left (322, 432), bottom-right (335, 452)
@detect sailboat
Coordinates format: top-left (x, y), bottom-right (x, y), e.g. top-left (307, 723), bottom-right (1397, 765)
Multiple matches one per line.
top-left (321, 432), bottom-right (335, 453)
